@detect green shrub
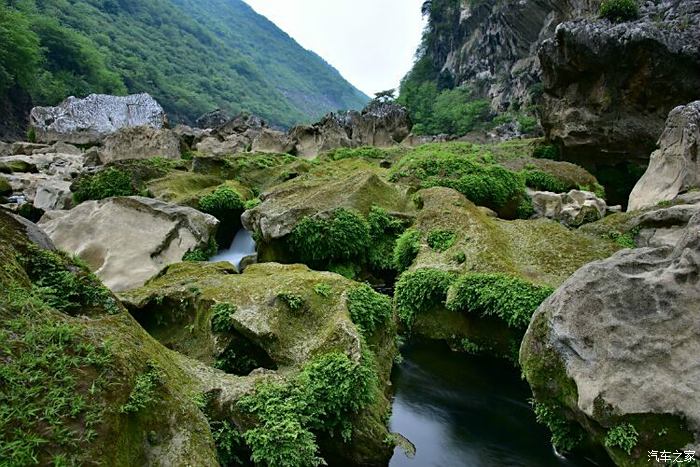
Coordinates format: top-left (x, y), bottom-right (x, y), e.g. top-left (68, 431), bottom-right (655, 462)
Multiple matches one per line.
top-left (237, 351), bottom-right (378, 466)
top-left (347, 284), bottom-right (392, 335)
top-left (517, 114), bottom-right (538, 134)
top-left (521, 169), bottom-right (568, 193)
top-left (605, 423), bottom-right (639, 455)
top-left (244, 197), bottom-right (261, 210)
top-left (120, 362), bottom-right (164, 414)
top-left (533, 144), bottom-right (560, 160)
top-left (516, 196), bottom-right (536, 219)
top-left (72, 168), bottom-right (135, 203)
top-left (313, 283), bottom-right (332, 298)
top-left (199, 185), bottom-right (245, 220)
top-left (277, 292), bottom-right (305, 312)
top-left (26, 127), bottom-right (37, 143)
top-left (367, 206), bottom-right (407, 271)
top-left (289, 209), bottom-right (370, 266)
top-left (447, 273), bottom-right (554, 329)
top-left (393, 229), bottom-right (421, 272)
top-left (426, 229), bottom-right (456, 252)
top-left (533, 400), bottom-right (583, 453)
top-left (183, 238), bottom-right (218, 262)
top-left (599, 0), bottom-right (639, 22)
top-left (211, 303), bottom-right (237, 333)
top-left (394, 268), bottom-right (456, 326)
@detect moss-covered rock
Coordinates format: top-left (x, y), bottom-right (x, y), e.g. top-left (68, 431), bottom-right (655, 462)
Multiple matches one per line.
top-left (0, 175), bottom-right (12, 196)
top-left (0, 208), bottom-right (220, 466)
top-left (120, 261), bottom-right (398, 465)
top-left (520, 211), bottom-right (700, 465)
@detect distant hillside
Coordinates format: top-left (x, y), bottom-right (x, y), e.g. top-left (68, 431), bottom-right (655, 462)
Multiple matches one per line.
top-left (0, 0), bottom-right (368, 134)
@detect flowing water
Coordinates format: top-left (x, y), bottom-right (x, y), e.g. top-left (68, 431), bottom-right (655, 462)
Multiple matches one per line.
top-left (389, 341), bottom-right (609, 467)
top-left (209, 228), bottom-right (256, 270)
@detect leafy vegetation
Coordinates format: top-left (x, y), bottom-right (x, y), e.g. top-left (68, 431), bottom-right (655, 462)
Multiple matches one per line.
top-left (277, 291), bottom-right (305, 312)
top-left (199, 185), bottom-right (245, 218)
top-left (346, 284), bottom-right (392, 335)
top-left (120, 362), bottom-right (164, 414)
top-left (72, 167), bottom-right (136, 203)
top-left (313, 282), bottom-right (332, 297)
top-left (210, 302), bottom-right (237, 333)
top-left (237, 351), bottom-right (378, 466)
top-left (521, 169), bottom-right (569, 193)
top-left (0, 0), bottom-right (367, 127)
top-left (605, 423), bottom-right (639, 455)
top-left (182, 238), bottom-right (218, 262)
top-left (599, 0), bottom-right (639, 23)
top-left (366, 206), bottom-right (408, 272)
top-left (533, 144), bottom-right (560, 160)
top-left (323, 146), bottom-right (389, 162)
top-left (426, 229), bottom-right (456, 252)
top-left (393, 229), bottom-right (421, 273)
top-left (447, 273), bottom-right (554, 329)
top-left (394, 268), bottom-right (456, 326)
top-left (532, 400), bottom-right (583, 453)
top-left (288, 208), bottom-right (370, 266)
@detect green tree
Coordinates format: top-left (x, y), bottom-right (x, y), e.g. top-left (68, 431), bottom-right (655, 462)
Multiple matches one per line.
top-left (0, 3), bottom-right (41, 92)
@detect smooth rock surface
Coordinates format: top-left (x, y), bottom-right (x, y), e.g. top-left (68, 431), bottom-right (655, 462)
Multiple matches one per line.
top-left (629, 101), bottom-right (700, 211)
top-left (30, 93), bottom-right (167, 144)
top-left (38, 196), bottom-right (218, 291)
top-left (99, 126), bottom-right (181, 163)
top-left (530, 189), bottom-right (607, 227)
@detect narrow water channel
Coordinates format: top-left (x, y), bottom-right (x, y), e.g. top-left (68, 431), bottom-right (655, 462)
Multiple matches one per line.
top-left (389, 341), bottom-right (609, 467)
top-left (209, 228), bottom-right (256, 270)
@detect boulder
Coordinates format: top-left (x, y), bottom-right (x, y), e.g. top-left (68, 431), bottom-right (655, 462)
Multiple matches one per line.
top-left (33, 180), bottom-right (72, 211)
top-left (539, 1), bottom-right (700, 166)
top-left (289, 115), bottom-right (356, 159)
top-left (530, 189), bottom-right (607, 227)
top-left (30, 93), bottom-right (167, 144)
top-left (251, 128), bottom-right (295, 154)
top-left (350, 101), bottom-right (412, 147)
top-left (195, 134), bottom-right (249, 156)
top-left (195, 108), bottom-right (230, 129)
top-left (38, 196), bottom-right (218, 291)
top-left (629, 101), bottom-right (700, 211)
top-left (520, 212), bottom-right (700, 464)
top-left (0, 141), bottom-right (11, 157)
top-left (99, 126), bottom-right (181, 163)
top-left (11, 142), bottom-right (49, 155)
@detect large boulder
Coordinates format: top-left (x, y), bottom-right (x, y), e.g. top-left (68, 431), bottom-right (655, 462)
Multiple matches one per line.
top-left (252, 128), bottom-right (295, 154)
top-left (289, 114), bottom-right (357, 159)
top-left (99, 126), bottom-right (181, 163)
top-left (629, 101), bottom-right (700, 211)
top-left (33, 179), bottom-right (72, 211)
top-left (520, 211), bottom-right (700, 465)
top-left (539, 1), bottom-right (700, 166)
top-left (30, 93), bottom-right (167, 144)
top-left (38, 196), bottom-right (218, 291)
top-left (350, 101), bottom-right (412, 147)
top-left (195, 108), bottom-right (230, 129)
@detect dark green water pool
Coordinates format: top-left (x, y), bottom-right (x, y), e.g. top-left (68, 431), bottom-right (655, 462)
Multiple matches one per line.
top-left (389, 341), bottom-right (611, 467)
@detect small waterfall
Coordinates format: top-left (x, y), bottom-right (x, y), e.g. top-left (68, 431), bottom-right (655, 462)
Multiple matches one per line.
top-left (209, 229), bottom-right (256, 270)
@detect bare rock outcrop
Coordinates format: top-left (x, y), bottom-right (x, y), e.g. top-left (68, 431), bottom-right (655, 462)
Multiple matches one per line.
top-left (98, 126), bottom-right (181, 164)
top-left (30, 93), bottom-right (167, 144)
top-left (629, 101), bottom-right (700, 211)
top-left (38, 196), bottom-right (218, 291)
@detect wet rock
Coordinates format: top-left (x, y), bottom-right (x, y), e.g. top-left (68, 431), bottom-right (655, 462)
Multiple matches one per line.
top-left (99, 126), bottom-right (181, 164)
top-left (30, 93), bottom-right (167, 144)
top-left (38, 196), bottom-right (218, 291)
top-left (629, 101), bottom-right (700, 211)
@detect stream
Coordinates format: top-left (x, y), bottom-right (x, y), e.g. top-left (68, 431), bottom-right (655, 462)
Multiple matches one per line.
top-left (209, 228), bottom-right (256, 270)
top-left (389, 341), bottom-right (609, 467)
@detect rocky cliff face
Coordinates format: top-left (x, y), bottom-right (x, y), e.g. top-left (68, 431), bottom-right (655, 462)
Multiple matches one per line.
top-left (417, 0), bottom-right (596, 112)
top-left (539, 0), bottom-right (700, 167)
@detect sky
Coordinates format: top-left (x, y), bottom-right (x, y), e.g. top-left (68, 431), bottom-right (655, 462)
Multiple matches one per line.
top-left (243, 0), bottom-right (426, 97)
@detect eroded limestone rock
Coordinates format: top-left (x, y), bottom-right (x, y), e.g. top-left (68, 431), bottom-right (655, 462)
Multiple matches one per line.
top-left (530, 189), bottom-right (607, 227)
top-left (99, 126), bottom-right (181, 163)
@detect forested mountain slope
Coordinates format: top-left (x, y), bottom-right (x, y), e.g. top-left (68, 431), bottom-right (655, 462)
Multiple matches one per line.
top-left (0, 0), bottom-right (368, 135)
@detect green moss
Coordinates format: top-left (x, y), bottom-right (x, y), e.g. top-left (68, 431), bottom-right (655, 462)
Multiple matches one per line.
top-left (521, 169), bottom-right (568, 193)
top-left (426, 229), bottom-right (456, 252)
top-left (394, 268), bottom-right (456, 326)
top-left (237, 351), bottom-right (379, 467)
top-left (390, 143), bottom-right (527, 216)
top-left (533, 144), bottom-right (560, 160)
top-left (447, 273), bottom-right (554, 330)
top-left (244, 197), bottom-right (262, 210)
top-left (323, 146), bottom-right (390, 161)
top-left (211, 302), bottom-right (237, 333)
top-left (313, 283), bottom-right (333, 298)
top-left (289, 208), bottom-right (370, 266)
top-left (346, 284), bottom-right (392, 335)
top-left (599, 0), bottom-right (639, 22)
top-left (393, 228), bottom-right (421, 272)
top-left (119, 362), bottom-right (164, 414)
